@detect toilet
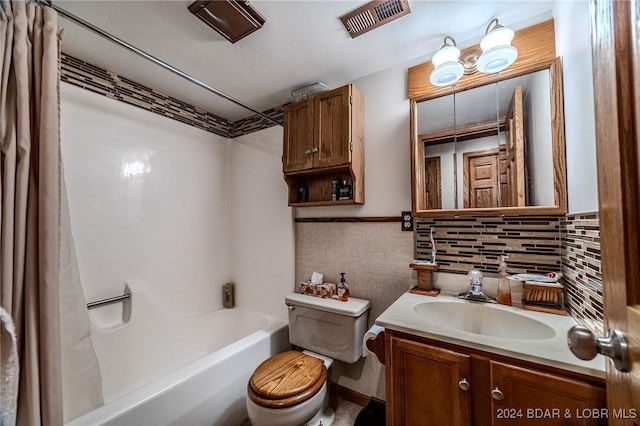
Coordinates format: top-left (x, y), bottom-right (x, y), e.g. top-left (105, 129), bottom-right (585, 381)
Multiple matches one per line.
top-left (246, 293), bottom-right (370, 426)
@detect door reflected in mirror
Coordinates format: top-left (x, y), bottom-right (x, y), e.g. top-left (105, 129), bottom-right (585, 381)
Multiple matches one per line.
top-left (418, 69), bottom-right (554, 210)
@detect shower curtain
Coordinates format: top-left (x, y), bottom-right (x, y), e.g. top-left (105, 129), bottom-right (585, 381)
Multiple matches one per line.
top-left (0, 1), bottom-right (103, 424)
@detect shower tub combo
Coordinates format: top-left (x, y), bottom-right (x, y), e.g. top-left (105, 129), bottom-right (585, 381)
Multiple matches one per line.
top-left (67, 281), bottom-right (289, 426)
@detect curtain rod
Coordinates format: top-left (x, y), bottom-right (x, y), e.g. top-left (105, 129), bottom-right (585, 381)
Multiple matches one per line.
top-left (45, 1), bottom-right (282, 127)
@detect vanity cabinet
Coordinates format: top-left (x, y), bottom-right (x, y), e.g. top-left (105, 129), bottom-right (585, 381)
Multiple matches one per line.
top-left (489, 361), bottom-right (606, 426)
top-left (386, 330), bottom-right (606, 426)
top-left (388, 335), bottom-right (472, 426)
top-left (282, 84), bottom-right (364, 206)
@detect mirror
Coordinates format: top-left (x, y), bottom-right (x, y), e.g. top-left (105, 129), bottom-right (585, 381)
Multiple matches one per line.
top-left (411, 58), bottom-right (567, 216)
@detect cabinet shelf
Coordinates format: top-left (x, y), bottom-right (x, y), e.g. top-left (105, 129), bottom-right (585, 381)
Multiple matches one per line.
top-left (284, 172), bottom-right (363, 206)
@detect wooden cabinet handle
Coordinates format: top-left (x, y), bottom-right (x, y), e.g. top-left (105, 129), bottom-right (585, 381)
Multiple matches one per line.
top-left (491, 387), bottom-right (504, 400)
top-left (458, 378), bottom-right (470, 391)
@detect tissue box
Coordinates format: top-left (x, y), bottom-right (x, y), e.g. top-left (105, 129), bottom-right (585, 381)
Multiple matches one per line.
top-left (298, 281), bottom-right (336, 298)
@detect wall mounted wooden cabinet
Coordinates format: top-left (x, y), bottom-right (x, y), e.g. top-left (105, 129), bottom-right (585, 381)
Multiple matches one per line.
top-left (386, 330), bottom-right (606, 426)
top-left (282, 84), bottom-right (364, 207)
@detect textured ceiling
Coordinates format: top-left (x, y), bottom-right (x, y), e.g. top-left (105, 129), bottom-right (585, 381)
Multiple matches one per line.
top-left (56, 0), bottom-right (557, 122)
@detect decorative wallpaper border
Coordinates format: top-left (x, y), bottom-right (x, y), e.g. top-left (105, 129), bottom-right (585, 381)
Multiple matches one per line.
top-left (561, 213), bottom-right (604, 335)
top-left (415, 216), bottom-right (562, 276)
top-left (60, 54), bottom-right (283, 138)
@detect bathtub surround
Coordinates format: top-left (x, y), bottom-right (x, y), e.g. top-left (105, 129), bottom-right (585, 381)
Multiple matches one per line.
top-left (60, 54), bottom-right (284, 138)
top-left (61, 60), bottom-right (294, 420)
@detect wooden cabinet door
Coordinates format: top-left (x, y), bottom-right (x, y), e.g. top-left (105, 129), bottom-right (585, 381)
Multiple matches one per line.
top-left (490, 361), bottom-right (606, 426)
top-left (314, 85), bottom-right (352, 168)
top-left (282, 98), bottom-right (314, 172)
top-left (388, 336), bottom-right (472, 426)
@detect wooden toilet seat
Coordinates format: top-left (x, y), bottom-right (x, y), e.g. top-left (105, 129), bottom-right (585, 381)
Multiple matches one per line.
top-left (248, 351), bottom-right (327, 409)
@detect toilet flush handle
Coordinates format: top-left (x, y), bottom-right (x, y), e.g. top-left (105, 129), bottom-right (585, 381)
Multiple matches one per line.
top-left (285, 302), bottom-right (295, 311)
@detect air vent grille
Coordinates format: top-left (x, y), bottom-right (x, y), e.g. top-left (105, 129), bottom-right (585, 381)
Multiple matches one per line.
top-left (340, 0), bottom-right (411, 38)
top-left (374, 0), bottom-right (404, 20)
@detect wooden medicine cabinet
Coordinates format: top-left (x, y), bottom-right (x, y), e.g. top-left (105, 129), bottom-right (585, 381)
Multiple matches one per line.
top-left (282, 84), bottom-right (364, 207)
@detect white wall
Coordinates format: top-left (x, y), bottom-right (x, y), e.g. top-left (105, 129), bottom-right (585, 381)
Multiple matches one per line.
top-left (61, 83), bottom-right (295, 325)
top-left (554, 0), bottom-right (598, 213)
top-left (228, 127), bottom-right (296, 320)
top-left (525, 70), bottom-right (554, 206)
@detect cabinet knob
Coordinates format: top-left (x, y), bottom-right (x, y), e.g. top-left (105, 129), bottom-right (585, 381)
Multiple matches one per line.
top-left (305, 149), bottom-right (312, 155)
top-left (491, 387), bottom-right (504, 401)
top-left (458, 378), bottom-right (470, 391)
top-left (311, 147), bottom-right (319, 153)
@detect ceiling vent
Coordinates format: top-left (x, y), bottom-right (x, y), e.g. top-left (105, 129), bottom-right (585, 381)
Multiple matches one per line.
top-left (188, 1), bottom-right (265, 44)
top-left (340, 0), bottom-right (411, 39)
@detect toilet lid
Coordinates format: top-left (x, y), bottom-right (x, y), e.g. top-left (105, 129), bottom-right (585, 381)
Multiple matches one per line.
top-left (248, 351), bottom-right (327, 408)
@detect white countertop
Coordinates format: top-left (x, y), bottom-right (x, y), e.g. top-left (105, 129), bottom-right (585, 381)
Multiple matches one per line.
top-left (375, 292), bottom-right (606, 379)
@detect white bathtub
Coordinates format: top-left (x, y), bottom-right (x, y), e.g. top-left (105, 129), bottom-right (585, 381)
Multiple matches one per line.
top-left (67, 282), bottom-right (290, 426)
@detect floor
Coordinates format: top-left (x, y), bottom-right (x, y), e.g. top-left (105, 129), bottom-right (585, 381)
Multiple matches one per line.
top-left (241, 396), bottom-right (363, 426)
top-left (333, 397), bottom-right (363, 426)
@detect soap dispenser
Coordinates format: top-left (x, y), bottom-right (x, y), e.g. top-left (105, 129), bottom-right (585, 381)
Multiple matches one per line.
top-left (497, 256), bottom-right (512, 306)
top-left (337, 272), bottom-right (350, 302)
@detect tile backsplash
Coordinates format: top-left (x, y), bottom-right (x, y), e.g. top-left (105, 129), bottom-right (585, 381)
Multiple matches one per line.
top-left (415, 216), bottom-right (562, 276)
top-left (561, 213), bottom-right (604, 335)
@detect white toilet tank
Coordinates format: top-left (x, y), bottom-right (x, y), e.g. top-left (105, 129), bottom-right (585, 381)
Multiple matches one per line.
top-left (285, 293), bottom-right (370, 364)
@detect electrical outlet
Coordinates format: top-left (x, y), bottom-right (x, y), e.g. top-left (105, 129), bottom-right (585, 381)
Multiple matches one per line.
top-left (401, 211), bottom-right (413, 231)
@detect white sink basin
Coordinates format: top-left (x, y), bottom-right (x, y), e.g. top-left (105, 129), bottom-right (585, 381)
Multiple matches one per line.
top-left (413, 301), bottom-right (556, 339)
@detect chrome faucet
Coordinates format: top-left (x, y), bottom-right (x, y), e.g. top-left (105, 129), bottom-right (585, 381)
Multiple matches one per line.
top-left (458, 269), bottom-right (496, 303)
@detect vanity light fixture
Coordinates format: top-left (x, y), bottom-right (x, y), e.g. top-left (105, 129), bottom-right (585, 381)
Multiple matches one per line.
top-left (477, 18), bottom-right (518, 73)
top-left (429, 36), bottom-right (465, 87)
top-left (429, 18), bottom-right (518, 86)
